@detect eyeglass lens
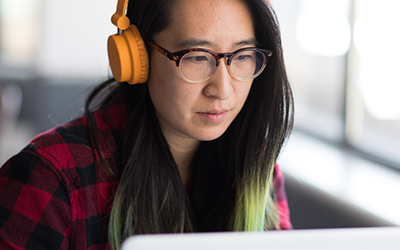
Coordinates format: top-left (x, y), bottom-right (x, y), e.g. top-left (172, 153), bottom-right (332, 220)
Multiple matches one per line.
top-left (179, 49), bottom-right (267, 82)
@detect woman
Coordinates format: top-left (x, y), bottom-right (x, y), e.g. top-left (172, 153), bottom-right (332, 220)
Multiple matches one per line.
top-left (0, 0), bottom-right (294, 249)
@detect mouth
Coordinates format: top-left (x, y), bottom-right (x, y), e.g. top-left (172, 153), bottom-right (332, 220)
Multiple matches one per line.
top-left (197, 110), bottom-right (228, 123)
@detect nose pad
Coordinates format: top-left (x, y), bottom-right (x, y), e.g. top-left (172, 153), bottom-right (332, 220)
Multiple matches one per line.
top-left (224, 55), bottom-right (232, 66)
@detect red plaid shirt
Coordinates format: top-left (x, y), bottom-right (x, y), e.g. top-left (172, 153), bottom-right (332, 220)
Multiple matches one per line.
top-left (0, 102), bottom-right (291, 250)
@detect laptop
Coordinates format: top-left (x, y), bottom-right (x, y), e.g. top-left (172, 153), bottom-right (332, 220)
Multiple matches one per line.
top-left (121, 227), bottom-right (400, 250)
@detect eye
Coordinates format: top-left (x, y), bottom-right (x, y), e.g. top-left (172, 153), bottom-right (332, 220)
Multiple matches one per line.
top-left (181, 51), bottom-right (213, 65)
top-left (184, 55), bottom-right (210, 64)
top-left (234, 54), bottom-right (253, 62)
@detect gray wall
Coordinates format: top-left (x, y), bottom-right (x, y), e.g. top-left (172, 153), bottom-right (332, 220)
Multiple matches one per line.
top-left (14, 79), bottom-right (94, 134)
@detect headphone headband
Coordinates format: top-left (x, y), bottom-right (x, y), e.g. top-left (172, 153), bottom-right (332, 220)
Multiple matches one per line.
top-left (111, 0), bottom-right (130, 30)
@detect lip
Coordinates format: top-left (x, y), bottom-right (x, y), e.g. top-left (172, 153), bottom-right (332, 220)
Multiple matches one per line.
top-left (197, 110), bottom-right (228, 123)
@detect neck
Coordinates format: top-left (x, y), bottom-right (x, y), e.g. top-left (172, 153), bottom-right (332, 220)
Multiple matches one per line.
top-left (164, 135), bottom-right (200, 187)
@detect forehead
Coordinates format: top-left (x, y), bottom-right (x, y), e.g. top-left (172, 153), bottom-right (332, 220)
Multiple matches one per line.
top-left (158, 0), bottom-right (256, 50)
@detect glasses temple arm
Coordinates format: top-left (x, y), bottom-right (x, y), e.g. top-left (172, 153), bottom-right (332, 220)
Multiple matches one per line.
top-left (147, 42), bottom-right (177, 61)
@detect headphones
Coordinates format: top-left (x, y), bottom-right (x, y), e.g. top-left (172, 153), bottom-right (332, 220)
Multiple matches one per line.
top-left (108, 0), bottom-right (149, 85)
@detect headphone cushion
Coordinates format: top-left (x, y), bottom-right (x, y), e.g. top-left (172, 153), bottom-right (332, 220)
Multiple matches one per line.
top-left (129, 25), bottom-right (149, 84)
top-left (107, 25), bottom-right (149, 85)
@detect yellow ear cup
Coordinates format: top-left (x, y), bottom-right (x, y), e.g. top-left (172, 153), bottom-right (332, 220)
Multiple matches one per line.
top-left (108, 25), bottom-right (149, 85)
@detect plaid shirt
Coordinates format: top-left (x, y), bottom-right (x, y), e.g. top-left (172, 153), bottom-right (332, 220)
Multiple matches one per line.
top-left (0, 102), bottom-right (291, 250)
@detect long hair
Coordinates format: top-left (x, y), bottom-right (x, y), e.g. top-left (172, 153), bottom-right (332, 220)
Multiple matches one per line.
top-left (85, 0), bottom-right (294, 249)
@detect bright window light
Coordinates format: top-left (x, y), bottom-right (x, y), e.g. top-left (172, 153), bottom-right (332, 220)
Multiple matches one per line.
top-left (354, 0), bottom-right (400, 120)
top-left (296, 0), bottom-right (351, 57)
top-left (0, 0), bottom-right (40, 65)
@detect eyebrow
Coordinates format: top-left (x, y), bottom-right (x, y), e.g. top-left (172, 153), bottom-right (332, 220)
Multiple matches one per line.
top-left (235, 38), bottom-right (259, 47)
top-left (177, 38), bottom-right (259, 48)
top-left (177, 39), bottom-right (214, 48)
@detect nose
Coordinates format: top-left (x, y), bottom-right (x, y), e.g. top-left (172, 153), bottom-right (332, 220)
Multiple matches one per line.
top-left (203, 60), bottom-right (233, 100)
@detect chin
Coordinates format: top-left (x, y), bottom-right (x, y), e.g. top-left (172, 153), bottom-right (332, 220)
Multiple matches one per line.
top-left (195, 128), bottom-right (227, 142)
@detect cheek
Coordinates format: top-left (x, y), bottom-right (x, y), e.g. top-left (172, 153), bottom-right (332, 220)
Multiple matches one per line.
top-left (149, 55), bottom-right (204, 109)
top-left (236, 82), bottom-right (253, 107)
top-left (148, 57), bottom-right (176, 104)
top-left (148, 63), bottom-right (195, 120)
top-left (150, 83), bottom-right (200, 121)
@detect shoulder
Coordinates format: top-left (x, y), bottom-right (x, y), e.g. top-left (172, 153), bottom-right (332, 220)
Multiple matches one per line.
top-left (29, 116), bottom-right (93, 170)
top-left (272, 164), bottom-right (292, 230)
top-left (0, 115), bottom-right (96, 200)
top-left (0, 105), bottom-right (121, 203)
top-left (2, 102), bottom-right (127, 190)
top-left (272, 163), bottom-right (285, 197)
top-left (29, 103), bottom-right (126, 170)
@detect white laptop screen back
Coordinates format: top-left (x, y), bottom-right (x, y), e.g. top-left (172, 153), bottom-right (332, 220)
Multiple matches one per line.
top-left (121, 227), bottom-right (400, 250)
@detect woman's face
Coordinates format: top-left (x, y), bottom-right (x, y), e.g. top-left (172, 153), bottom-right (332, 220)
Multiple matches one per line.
top-left (148, 0), bottom-right (256, 144)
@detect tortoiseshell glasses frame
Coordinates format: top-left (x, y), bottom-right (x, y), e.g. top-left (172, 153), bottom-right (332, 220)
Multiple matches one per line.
top-left (148, 41), bottom-right (273, 83)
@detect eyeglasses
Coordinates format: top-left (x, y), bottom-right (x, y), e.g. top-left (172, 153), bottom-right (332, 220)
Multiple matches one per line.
top-left (148, 42), bottom-right (273, 83)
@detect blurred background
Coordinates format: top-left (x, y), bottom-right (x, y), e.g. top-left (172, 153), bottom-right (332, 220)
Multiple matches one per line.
top-left (0, 0), bottom-right (399, 229)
